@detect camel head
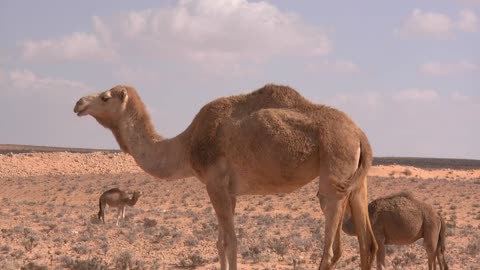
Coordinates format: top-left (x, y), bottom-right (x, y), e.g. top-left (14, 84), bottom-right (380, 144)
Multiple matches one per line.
top-left (131, 190), bottom-right (143, 205)
top-left (133, 190), bottom-right (143, 199)
top-left (73, 85), bottom-right (130, 128)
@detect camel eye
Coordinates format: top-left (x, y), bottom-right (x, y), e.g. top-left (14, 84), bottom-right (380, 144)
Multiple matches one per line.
top-left (101, 96), bottom-right (110, 102)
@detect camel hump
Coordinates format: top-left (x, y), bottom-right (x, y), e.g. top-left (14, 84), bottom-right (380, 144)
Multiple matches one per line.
top-left (249, 84), bottom-right (309, 107)
top-left (369, 191), bottom-right (416, 206)
top-left (196, 84), bottom-right (310, 122)
top-left (105, 187), bottom-right (122, 193)
top-left (368, 191), bottom-right (430, 221)
top-left (251, 84), bottom-right (301, 97)
top-left (384, 191), bottom-right (415, 200)
top-left (186, 84), bottom-right (307, 173)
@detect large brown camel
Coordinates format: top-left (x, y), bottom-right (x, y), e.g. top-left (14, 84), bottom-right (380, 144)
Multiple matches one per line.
top-left (73, 84), bottom-right (377, 270)
top-left (98, 188), bottom-right (142, 226)
top-left (342, 192), bottom-right (448, 270)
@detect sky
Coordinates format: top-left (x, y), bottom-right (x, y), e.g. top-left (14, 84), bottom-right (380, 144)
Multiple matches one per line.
top-left (0, 0), bottom-right (479, 159)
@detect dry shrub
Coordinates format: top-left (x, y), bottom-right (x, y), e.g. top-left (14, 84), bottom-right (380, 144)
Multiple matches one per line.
top-left (0, 245), bottom-right (12, 253)
top-left (22, 228), bottom-right (39, 252)
top-left (89, 214), bottom-right (103, 225)
top-left (391, 251), bottom-right (420, 269)
top-left (177, 252), bottom-right (207, 268)
top-left (465, 237), bottom-right (480, 257)
top-left (402, 169), bottom-right (412, 176)
top-left (72, 243), bottom-right (88, 255)
top-left (268, 237), bottom-right (289, 256)
top-left (143, 217), bottom-right (157, 228)
top-left (60, 256), bottom-right (107, 270)
top-left (113, 250), bottom-right (146, 270)
top-left (0, 257), bottom-right (19, 270)
top-left (20, 262), bottom-right (48, 270)
top-left (241, 245), bottom-right (264, 263)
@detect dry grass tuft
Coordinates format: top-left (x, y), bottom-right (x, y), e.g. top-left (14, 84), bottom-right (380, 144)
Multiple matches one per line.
top-left (177, 252), bottom-right (207, 268)
top-left (402, 168), bottom-right (413, 176)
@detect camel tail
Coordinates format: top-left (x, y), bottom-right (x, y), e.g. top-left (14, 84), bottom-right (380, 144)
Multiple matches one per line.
top-left (437, 215), bottom-right (448, 270)
top-left (352, 131), bottom-right (373, 188)
top-left (439, 216), bottom-right (446, 253)
top-left (347, 132), bottom-right (377, 269)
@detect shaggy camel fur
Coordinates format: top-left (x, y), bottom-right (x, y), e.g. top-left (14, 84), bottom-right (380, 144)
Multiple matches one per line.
top-left (342, 192), bottom-right (448, 270)
top-left (74, 84), bottom-right (377, 270)
top-left (98, 188), bottom-right (142, 226)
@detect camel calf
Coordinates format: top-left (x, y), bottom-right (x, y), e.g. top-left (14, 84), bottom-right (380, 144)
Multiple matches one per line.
top-left (98, 188), bottom-right (142, 226)
top-left (343, 192), bottom-right (448, 270)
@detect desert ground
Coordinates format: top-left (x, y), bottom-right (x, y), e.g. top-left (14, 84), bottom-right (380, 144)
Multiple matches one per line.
top-left (0, 145), bottom-right (479, 269)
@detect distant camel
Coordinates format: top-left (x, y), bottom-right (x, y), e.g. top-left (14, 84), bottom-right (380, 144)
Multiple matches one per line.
top-left (342, 192), bottom-right (448, 270)
top-left (74, 84), bottom-right (377, 270)
top-left (98, 188), bottom-right (142, 226)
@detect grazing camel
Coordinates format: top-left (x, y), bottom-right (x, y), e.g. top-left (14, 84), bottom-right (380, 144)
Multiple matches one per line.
top-left (74, 84), bottom-right (377, 270)
top-left (98, 188), bottom-right (142, 226)
top-left (342, 192), bottom-right (448, 270)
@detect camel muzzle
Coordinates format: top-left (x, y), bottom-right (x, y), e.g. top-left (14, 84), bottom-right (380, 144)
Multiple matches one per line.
top-left (74, 98), bottom-right (89, 116)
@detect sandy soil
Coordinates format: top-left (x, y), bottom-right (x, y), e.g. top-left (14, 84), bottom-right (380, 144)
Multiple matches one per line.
top-left (0, 152), bottom-right (479, 269)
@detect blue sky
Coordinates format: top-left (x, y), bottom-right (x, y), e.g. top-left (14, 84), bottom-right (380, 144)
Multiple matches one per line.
top-left (0, 0), bottom-right (479, 159)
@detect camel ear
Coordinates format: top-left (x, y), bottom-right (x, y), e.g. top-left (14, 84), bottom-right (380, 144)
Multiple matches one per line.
top-left (119, 88), bottom-right (128, 102)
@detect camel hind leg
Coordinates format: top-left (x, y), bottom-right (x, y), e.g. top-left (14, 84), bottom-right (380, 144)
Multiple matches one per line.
top-left (437, 217), bottom-right (448, 270)
top-left (116, 207), bottom-right (122, 226)
top-left (374, 233), bottom-right (386, 270)
top-left (437, 249), bottom-right (448, 270)
top-left (348, 178), bottom-right (377, 270)
top-left (317, 191), bottom-right (348, 270)
top-left (424, 217), bottom-right (441, 270)
top-left (330, 199), bottom-right (348, 267)
top-left (98, 201), bottom-right (106, 223)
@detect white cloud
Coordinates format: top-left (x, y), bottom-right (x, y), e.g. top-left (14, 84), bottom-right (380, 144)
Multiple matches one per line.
top-left (331, 60), bottom-right (359, 73)
top-left (398, 9), bottom-right (478, 39)
top-left (451, 91), bottom-right (470, 102)
top-left (393, 88), bottom-right (439, 102)
top-left (113, 0), bottom-right (331, 64)
top-left (0, 68), bottom-right (6, 84)
top-left (458, 9), bottom-right (478, 32)
top-left (330, 89), bottom-right (474, 106)
top-left (1, 69), bottom-right (91, 93)
top-left (420, 60), bottom-right (478, 76)
top-left (0, 68), bottom-right (110, 150)
top-left (22, 32), bottom-right (116, 62)
top-left (325, 92), bottom-right (384, 115)
top-left (92, 16), bottom-right (113, 47)
top-left (399, 9), bottom-right (453, 39)
top-left (326, 89), bottom-right (480, 159)
top-left (21, 0), bottom-right (331, 67)
top-left (306, 59), bottom-right (359, 74)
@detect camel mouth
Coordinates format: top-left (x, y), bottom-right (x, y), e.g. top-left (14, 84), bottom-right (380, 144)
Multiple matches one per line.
top-left (76, 109), bottom-right (88, 116)
top-left (73, 106), bottom-right (89, 117)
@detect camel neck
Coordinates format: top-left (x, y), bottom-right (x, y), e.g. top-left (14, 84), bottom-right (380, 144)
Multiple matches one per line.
top-left (115, 108), bottom-right (194, 180)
